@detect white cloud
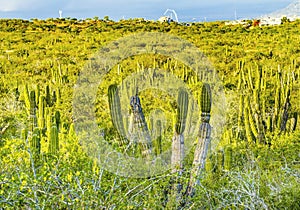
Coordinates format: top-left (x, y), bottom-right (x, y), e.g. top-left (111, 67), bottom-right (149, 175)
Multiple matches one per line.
top-left (0, 0), bottom-right (41, 11)
top-left (0, 0), bottom-right (65, 12)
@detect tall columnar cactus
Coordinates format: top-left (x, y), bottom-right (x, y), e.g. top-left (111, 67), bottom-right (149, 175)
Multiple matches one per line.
top-left (171, 88), bottom-right (189, 172)
top-left (38, 95), bottom-right (45, 129)
top-left (23, 84), bottom-right (31, 113)
top-left (48, 118), bottom-right (59, 154)
top-left (175, 88), bottom-right (189, 135)
top-left (129, 89), bottom-right (152, 157)
top-left (170, 88), bottom-right (189, 197)
top-left (237, 62), bottom-right (297, 143)
top-left (29, 90), bottom-right (37, 134)
top-left (21, 128), bottom-right (28, 142)
top-left (31, 127), bottom-right (41, 155)
top-left (186, 83), bottom-right (212, 197)
top-left (224, 146), bottom-right (232, 171)
top-left (216, 150), bottom-right (224, 173)
top-left (54, 110), bottom-right (61, 132)
top-left (45, 85), bottom-right (51, 107)
top-left (108, 84), bottom-right (128, 144)
top-left (154, 120), bottom-right (162, 155)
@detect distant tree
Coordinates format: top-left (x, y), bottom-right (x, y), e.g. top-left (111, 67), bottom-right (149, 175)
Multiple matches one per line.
top-left (104, 16), bottom-right (110, 21)
top-left (281, 16), bottom-right (290, 24)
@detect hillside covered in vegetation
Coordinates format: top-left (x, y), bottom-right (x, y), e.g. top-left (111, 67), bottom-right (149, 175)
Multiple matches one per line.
top-left (0, 18), bottom-right (299, 209)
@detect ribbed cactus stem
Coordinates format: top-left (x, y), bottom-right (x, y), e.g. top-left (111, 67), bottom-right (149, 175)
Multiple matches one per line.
top-left (48, 121), bottom-right (59, 154)
top-left (21, 128), bottom-right (28, 141)
top-left (289, 113), bottom-right (298, 132)
top-left (108, 84), bottom-right (128, 143)
top-left (154, 120), bottom-right (162, 155)
top-left (279, 90), bottom-right (290, 132)
top-left (175, 88), bottom-right (189, 135)
top-left (224, 146), bottom-right (232, 171)
top-left (247, 67), bottom-right (254, 90)
top-left (171, 88), bottom-right (189, 175)
top-left (54, 110), bottom-right (60, 132)
top-left (237, 94), bottom-right (244, 138)
top-left (38, 95), bottom-right (45, 129)
top-left (186, 83), bottom-right (212, 197)
top-left (45, 85), bottom-right (51, 107)
top-left (29, 90), bottom-right (37, 134)
top-left (23, 84), bottom-right (30, 112)
top-left (200, 83), bottom-right (212, 113)
top-left (31, 127), bottom-right (41, 155)
top-left (244, 105), bottom-right (254, 143)
top-left (216, 150), bottom-right (224, 173)
top-left (129, 92), bottom-right (152, 157)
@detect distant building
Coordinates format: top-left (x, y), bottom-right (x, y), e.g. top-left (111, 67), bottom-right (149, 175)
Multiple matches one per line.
top-left (159, 16), bottom-right (171, 23)
top-left (259, 17), bottom-right (282, 26)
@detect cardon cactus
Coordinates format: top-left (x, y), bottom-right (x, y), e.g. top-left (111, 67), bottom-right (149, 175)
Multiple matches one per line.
top-left (129, 90), bottom-right (152, 157)
top-left (224, 146), bottom-right (232, 171)
top-left (171, 88), bottom-right (189, 172)
top-left (48, 118), bottom-right (59, 154)
top-left (187, 83), bottom-right (212, 197)
top-left (108, 84), bottom-right (128, 144)
top-left (170, 87), bottom-right (189, 197)
top-left (38, 95), bottom-right (45, 129)
top-left (175, 88), bottom-right (189, 135)
top-left (154, 120), bottom-right (162, 155)
top-left (31, 127), bottom-right (41, 155)
top-left (29, 90), bottom-right (37, 134)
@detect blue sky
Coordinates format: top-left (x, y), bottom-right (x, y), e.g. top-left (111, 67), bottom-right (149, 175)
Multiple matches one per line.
top-left (0, 0), bottom-right (294, 21)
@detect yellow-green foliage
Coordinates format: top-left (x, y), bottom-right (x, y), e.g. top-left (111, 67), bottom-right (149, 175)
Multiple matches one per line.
top-left (0, 18), bottom-right (299, 209)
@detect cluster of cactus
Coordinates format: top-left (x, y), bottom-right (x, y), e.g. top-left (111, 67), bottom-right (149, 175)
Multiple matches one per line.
top-left (51, 63), bottom-right (69, 85)
top-left (108, 85), bottom-right (152, 157)
top-left (236, 61), bottom-right (298, 144)
top-left (204, 145), bottom-right (233, 176)
top-left (22, 84), bottom-right (61, 156)
top-left (108, 81), bottom-right (213, 207)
